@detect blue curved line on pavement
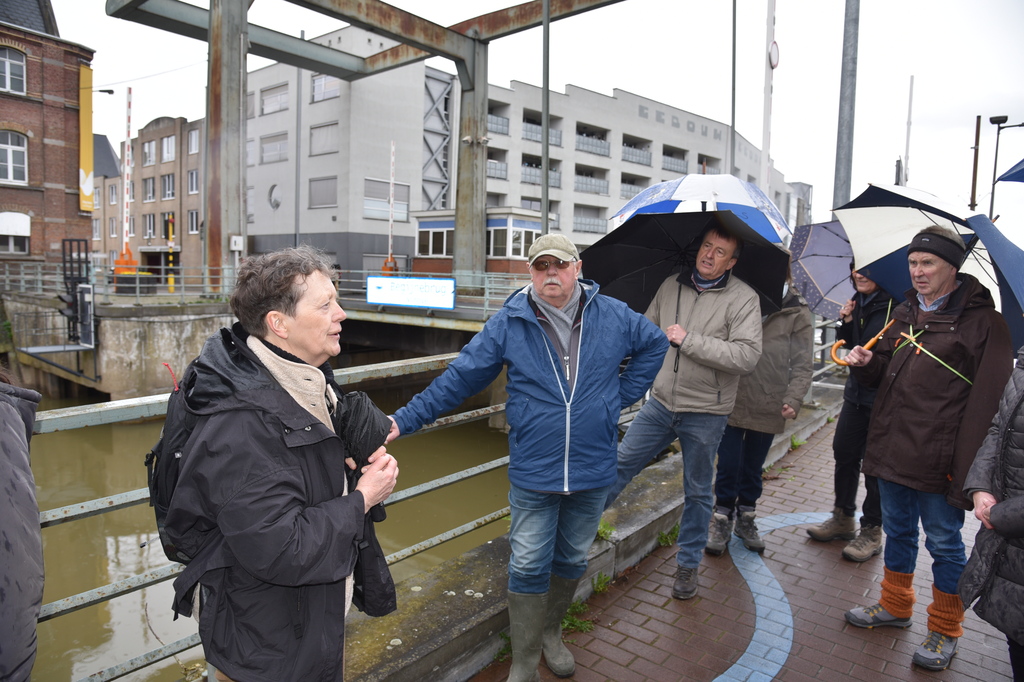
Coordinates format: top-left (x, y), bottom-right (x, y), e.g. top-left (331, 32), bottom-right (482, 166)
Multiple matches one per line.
top-left (714, 512), bottom-right (831, 682)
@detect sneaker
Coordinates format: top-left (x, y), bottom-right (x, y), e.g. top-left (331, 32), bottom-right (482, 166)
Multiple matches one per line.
top-left (672, 566), bottom-right (698, 600)
top-left (807, 507), bottom-right (857, 542)
top-left (734, 511), bottom-right (766, 553)
top-left (705, 513), bottom-right (733, 556)
top-left (842, 525), bottom-right (883, 562)
top-left (844, 603), bottom-right (912, 629)
top-left (912, 630), bottom-right (959, 671)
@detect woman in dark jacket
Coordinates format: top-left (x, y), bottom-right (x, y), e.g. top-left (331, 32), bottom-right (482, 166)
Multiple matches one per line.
top-left (807, 269), bottom-right (893, 561)
top-left (0, 364), bottom-right (43, 682)
top-left (960, 346), bottom-right (1024, 681)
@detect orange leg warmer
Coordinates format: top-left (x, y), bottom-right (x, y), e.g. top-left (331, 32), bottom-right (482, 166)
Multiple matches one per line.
top-left (926, 585), bottom-right (965, 638)
top-left (878, 566), bottom-right (916, 619)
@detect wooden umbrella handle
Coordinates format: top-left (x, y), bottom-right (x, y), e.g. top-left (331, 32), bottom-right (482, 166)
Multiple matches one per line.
top-left (830, 319), bottom-right (896, 366)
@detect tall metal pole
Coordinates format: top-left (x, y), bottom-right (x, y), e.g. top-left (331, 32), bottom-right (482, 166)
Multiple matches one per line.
top-left (903, 75), bottom-right (913, 185)
top-left (990, 123), bottom-right (1004, 221)
top-left (728, 0), bottom-right (736, 178)
top-left (294, 30), bottom-right (304, 247)
top-left (541, 0), bottom-right (550, 234)
top-left (121, 87), bottom-right (132, 262)
top-left (832, 0), bottom-right (860, 211)
top-left (759, 0), bottom-right (776, 192)
top-left (969, 115), bottom-right (981, 211)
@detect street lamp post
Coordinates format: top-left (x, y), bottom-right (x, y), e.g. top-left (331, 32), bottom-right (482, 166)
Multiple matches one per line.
top-left (989, 115), bottom-right (1024, 220)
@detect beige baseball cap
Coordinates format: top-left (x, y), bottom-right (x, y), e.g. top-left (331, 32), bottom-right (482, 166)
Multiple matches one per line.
top-left (528, 234), bottom-right (579, 265)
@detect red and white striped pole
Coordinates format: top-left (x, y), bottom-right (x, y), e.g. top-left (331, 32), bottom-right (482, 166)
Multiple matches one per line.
top-left (121, 87), bottom-right (132, 258)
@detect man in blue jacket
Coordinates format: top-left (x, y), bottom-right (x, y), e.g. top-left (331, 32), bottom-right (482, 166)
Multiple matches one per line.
top-left (388, 234), bottom-right (667, 682)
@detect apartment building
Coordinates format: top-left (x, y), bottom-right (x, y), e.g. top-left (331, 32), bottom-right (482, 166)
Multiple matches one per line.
top-left (91, 116), bottom-right (206, 276)
top-left (0, 0), bottom-right (94, 263)
top-left (187, 24), bottom-right (807, 277)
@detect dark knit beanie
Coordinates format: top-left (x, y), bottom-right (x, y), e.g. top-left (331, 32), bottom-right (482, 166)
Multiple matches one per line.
top-left (907, 231), bottom-right (965, 268)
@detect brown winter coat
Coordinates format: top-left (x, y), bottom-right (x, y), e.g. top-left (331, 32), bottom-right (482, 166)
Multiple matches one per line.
top-left (728, 290), bottom-right (814, 434)
top-left (854, 274), bottom-right (1013, 510)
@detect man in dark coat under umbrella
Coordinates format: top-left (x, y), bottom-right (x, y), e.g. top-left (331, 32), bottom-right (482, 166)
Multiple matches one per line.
top-left (842, 226), bottom-right (1013, 672)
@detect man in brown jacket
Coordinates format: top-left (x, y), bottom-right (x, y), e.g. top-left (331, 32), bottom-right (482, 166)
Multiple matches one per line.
top-left (842, 226), bottom-right (1013, 672)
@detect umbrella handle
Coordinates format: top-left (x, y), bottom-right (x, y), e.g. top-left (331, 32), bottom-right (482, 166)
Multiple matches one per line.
top-left (830, 319), bottom-right (897, 366)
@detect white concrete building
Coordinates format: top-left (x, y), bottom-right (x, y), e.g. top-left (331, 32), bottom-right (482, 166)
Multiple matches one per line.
top-left (243, 26), bottom-right (809, 273)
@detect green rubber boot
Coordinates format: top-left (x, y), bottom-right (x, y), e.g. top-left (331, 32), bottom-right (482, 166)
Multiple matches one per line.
top-left (542, 575), bottom-right (581, 677)
top-left (505, 591), bottom-right (545, 682)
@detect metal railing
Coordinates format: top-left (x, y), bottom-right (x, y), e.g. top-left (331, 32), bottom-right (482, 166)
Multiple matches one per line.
top-left (486, 114), bottom-right (509, 136)
top-left (33, 353), bottom-right (518, 681)
top-left (620, 183), bottom-right (644, 200)
top-left (573, 216), bottom-right (607, 234)
top-left (575, 134), bottom-right (610, 157)
top-left (520, 166), bottom-right (561, 188)
top-left (662, 156), bottom-right (688, 173)
top-left (486, 160), bottom-right (508, 180)
top-left (621, 146), bottom-right (652, 166)
top-left (521, 122), bottom-right (562, 147)
top-left (573, 175), bottom-right (609, 195)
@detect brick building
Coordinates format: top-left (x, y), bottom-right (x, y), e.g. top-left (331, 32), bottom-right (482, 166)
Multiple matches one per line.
top-left (0, 0), bottom-right (94, 263)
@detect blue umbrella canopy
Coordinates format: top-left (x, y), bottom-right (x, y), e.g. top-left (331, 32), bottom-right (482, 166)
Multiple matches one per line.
top-left (998, 156), bottom-right (1024, 184)
top-left (611, 175), bottom-right (792, 245)
top-left (790, 220), bottom-right (855, 320)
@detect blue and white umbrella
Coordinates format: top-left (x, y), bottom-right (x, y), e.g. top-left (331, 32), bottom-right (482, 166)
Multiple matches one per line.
top-left (610, 174), bottom-right (792, 245)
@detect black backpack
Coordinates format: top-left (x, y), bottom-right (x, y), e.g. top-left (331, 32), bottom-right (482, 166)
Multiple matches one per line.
top-left (144, 362), bottom-right (200, 564)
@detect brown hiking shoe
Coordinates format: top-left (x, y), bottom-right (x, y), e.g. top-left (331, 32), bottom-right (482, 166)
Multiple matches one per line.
top-left (807, 507), bottom-right (856, 542)
top-left (843, 525), bottom-right (883, 562)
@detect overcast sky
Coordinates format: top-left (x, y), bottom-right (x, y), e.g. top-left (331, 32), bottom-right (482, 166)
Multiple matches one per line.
top-left (51, 0), bottom-right (1024, 234)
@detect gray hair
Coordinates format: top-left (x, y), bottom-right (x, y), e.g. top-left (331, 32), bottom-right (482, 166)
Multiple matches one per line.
top-left (230, 245), bottom-right (335, 338)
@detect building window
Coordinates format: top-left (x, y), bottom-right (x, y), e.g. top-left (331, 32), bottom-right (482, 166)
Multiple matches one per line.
top-left (309, 177), bottom-right (337, 208)
top-left (309, 122), bottom-right (338, 156)
top-left (0, 48), bottom-right (26, 95)
top-left (128, 180), bottom-right (135, 202)
top-left (261, 84), bottom-right (288, 114)
top-left (92, 218), bottom-right (100, 240)
top-left (0, 131), bottom-right (28, 184)
top-left (261, 133), bottom-right (288, 163)
top-left (188, 209), bottom-right (199, 234)
top-left (246, 186), bottom-right (254, 224)
top-left (418, 228), bottom-right (454, 256)
top-left (311, 74), bottom-right (340, 102)
top-left (160, 212), bottom-right (175, 239)
top-left (0, 211), bottom-right (30, 254)
top-left (161, 135), bottom-right (176, 162)
top-left (363, 178), bottom-right (410, 221)
top-left (161, 174), bottom-right (175, 199)
top-left (246, 92), bottom-right (255, 119)
top-left (487, 226), bottom-right (539, 258)
top-left (144, 213), bottom-right (155, 238)
top-left (128, 215), bottom-right (135, 237)
top-left (109, 184), bottom-right (118, 204)
top-left (93, 188), bottom-right (101, 207)
top-left (188, 129), bottom-right (200, 154)
top-left (143, 177), bottom-right (155, 202)
top-left (187, 169), bottom-right (199, 194)
top-left (109, 217), bottom-right (116, 238)
top-left (246, 139), bottom-right (255, 166)
top-left (142, 140), bottom-right (156, 166)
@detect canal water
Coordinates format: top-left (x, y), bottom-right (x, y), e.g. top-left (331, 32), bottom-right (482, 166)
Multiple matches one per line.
top-left (32, 385), bottom-right (512, 681)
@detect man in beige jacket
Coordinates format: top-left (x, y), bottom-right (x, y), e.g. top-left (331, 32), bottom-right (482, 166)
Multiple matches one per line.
top-left (604, 223), bottom-right (762, 600)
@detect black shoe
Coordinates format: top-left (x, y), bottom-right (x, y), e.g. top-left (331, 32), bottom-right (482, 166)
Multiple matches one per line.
top-left (672, 566), bottom-right (697, 600)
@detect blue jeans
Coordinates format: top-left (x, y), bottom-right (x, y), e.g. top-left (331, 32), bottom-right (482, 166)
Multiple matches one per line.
top-left (877, 478), bottom-right (966, 594)
top-left (507, 483), bottom-right (610, 594)
top-left (606, 399), bottom-right (728, 569)
top-left (715, 425), bottom-right (775, 513)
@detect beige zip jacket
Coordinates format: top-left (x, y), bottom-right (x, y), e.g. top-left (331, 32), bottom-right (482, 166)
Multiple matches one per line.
top-left (646, 269), bottom-right (763, 416)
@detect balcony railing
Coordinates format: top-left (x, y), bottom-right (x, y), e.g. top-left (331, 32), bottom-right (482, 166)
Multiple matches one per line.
top-left (486, 160), bottom-right (508, 180)
top-left (521, 122), bottom-right (562, 147)
top-left (521, 167), bottom-right (561, 188)
top-left (486, 114), bottom-right (509, 136)
top-left (574, 176), bottom-right (609, 195)
top-left (621, 146), bottom-right (652, 166)
top-left (620, 183), bottom-right (643, 200)
top-left (700, 165), bottom-right (722, 175)
top-left (662, 156), bottom-right (688, 173)
top-left (575, 134), bottom-right (610, 157)
top-left (573, 216), bottom-right (607, 234)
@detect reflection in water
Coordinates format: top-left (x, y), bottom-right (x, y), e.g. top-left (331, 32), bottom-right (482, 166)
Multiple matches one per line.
top-left (33, 386), bottom-right (511, 681)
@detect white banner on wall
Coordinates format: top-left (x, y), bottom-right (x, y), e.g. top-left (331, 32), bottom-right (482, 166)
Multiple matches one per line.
top-left (366, 276), bottom-right (456, 310)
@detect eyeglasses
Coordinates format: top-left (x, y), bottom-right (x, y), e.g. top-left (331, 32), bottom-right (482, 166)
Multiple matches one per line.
top-left (530, 258), bottom-right (577, 272)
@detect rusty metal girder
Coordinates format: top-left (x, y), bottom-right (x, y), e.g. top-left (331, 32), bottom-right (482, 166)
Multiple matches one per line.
top-left (365, 0), bottom-right (626, 77)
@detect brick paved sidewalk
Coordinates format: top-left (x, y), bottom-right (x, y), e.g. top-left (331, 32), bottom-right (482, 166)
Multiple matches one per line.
top-left (469, 418), bottom-right (1014, 682)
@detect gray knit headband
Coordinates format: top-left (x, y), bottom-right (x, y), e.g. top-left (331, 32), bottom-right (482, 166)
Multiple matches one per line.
top-left (907, 232), bottom-right (965, 268)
